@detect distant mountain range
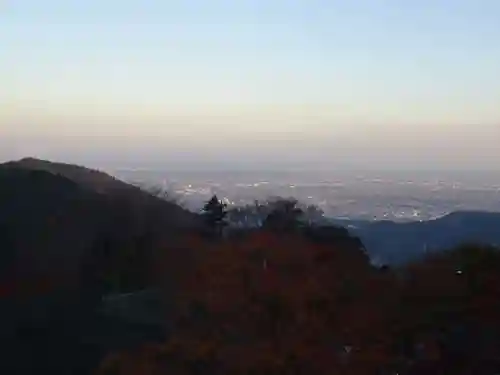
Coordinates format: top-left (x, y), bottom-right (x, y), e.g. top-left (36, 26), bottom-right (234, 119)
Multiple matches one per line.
top-left (330, 211), bottom-right (500, 265)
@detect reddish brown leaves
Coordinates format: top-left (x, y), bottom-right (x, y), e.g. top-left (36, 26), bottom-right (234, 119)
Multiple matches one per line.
top-left (97, 239), bottom-right (500, 375)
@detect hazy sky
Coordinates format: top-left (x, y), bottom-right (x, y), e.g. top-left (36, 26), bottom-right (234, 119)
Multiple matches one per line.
top-left (2, 1), bottom-right (499, 170)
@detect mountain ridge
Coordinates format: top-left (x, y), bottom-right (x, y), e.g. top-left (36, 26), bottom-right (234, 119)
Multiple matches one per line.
top-left (0, 158), bottom-right (201, 294)
top-left (329, 210), bottom-right (500, 265)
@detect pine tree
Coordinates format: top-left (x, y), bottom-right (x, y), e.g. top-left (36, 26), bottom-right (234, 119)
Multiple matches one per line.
top-left (201, 195), bottom-right (228, 237)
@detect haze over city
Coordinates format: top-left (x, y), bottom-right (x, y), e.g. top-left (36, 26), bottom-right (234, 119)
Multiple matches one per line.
top-left (2, 1), bottom-right (500, 171)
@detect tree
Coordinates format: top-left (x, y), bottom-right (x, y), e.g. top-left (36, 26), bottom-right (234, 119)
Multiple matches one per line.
top-left (201, 195), bottom-right (228, 238)
top-left (302, 204), bottom-right (326, 225)
top-left (262, 198), bottom-right (304, 232)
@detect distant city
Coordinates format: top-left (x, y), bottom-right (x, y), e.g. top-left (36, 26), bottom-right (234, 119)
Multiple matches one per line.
top-left (110, 169), bottom-right (500, 223)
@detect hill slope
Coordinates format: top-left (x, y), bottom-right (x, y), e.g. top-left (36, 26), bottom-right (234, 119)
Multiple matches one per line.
top-left (0, 160), bottom-right (202, 374)
top-left (2, 157), bottom-right (199, 228)
top-left (0, 166), bottom-right (107, 280)
top-left (0, 158), bottom-right (200, 290)
top-left (335, 211), bottom-right (500, 265)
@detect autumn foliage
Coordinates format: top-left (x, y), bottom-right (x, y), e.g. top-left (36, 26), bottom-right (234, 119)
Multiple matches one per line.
top-left (96, 233), bottom-right (500, 375)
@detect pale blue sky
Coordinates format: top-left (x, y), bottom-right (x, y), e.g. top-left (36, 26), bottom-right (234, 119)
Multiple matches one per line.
top-left (1, 1), bottom-right (499, 170)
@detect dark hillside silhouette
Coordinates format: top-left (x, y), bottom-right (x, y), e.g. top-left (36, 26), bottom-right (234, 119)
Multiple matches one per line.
top-left (6, 157), bottom-right (128, 194)
top-left (0, 160), bottom-right (200, 293)
top-left (0, 159), bottom-right (199, 375)
top-left (4, 157), bottom-right (198, 228)
top-left (0, 166), bottom-right (105, 286)
top-left (0, 166), bottom-right (110, 374)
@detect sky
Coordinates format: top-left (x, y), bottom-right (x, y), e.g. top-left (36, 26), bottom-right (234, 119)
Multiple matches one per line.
top-left (1, 0), bottom-right (500, 170)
